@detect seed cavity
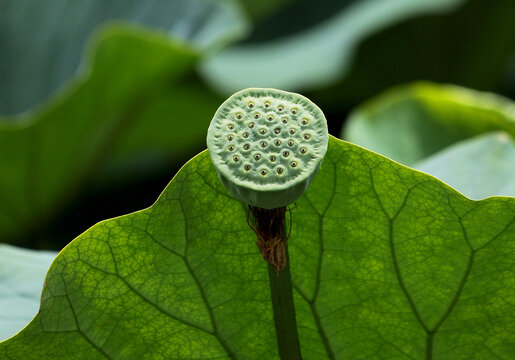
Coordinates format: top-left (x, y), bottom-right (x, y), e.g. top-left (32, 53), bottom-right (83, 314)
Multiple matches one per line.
top-left (248, 122), bottom-right (255, 129)
top-left (300, 147), bottom-right (307, 154)
top-left (254, 113), bottom-right (260, 119)
top-left (301, 118), bottom-right (309, 125)
top-left (274, 128), bottom-right (281, 134)
top-left (228, 145), bottom-right (235, 151)
top-left (254, 154), bottom-right (261, 161)
top-left (277, 167), bottom-right (284, 174)
top-left (289, 128), bottom-right (296, 135)
top-left (277, 106), bottom-right (284, 112)
top-left (260, 169), bottom-right (268, 176)
top-left (260, 141), bottom-right (267, 148)
top-left (291, 108), bottom-right (298, 114)
top-left (303, 133), bottom-right (311, 140)
top-left (291, 161), bottom-right (297, 168)
top-left (248, 102), bottom-right (254, 108)
top-left (233, 155), bottom-right (239, 162)
top-left (243, 144), bottom-right (250, 150)
top-left (264, 101), bottom-right (271, 108)
top-left (228, 124), bottom-right (234, 130)
top-left (244, 165), bottom-right (251, 171)
top-left (236, 113), bottom-right (243, 119)
top-left (227, 135), bottom-right (234, 141)
top-left (269, 155), bottom-right (276, 162)
top-left (242, 132), bottom-right (249, 138)
top-left (288, 140), bottom-right (294, 146)
top-left (282, 117), bottom-right (288, 124)
top-left (283, 151), bottom-right (290, 157)
top-left (259, 128), bottom-right (267, 135)
top-left (267, 115), bottom-right (274, 121)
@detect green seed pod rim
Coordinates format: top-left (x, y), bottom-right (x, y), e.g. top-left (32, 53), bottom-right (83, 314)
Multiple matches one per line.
top-left (207, 88), bottom-right (329, 209)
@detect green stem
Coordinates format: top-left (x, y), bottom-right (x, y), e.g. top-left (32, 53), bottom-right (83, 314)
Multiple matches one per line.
top-left (268, 246), bottom-right (302, 360)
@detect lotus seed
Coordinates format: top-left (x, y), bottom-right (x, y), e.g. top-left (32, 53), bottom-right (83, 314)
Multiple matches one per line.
top-left (207, 88), bottom-right (328, 209)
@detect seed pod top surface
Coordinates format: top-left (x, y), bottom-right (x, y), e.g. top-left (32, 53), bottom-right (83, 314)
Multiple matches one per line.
top-left (207, 88), bottom-right (328, 209)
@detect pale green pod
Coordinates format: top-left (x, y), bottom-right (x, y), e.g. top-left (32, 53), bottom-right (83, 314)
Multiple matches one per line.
top-left (207, 88), bottom-right (328, 209)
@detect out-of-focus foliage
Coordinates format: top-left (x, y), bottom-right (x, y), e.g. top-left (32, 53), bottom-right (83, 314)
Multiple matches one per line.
top-left (0, 0), bottom-right (250, 247)
top-left (0, 25), bottom-right (225, 247)
top-left (199, 0), bottom-right (464, 94)
top-left (415, 132), bottom-right (515, 199)
top-left (342, 82), bottom-right (515, 198)
top-left (343, 82), bottom-right (515, 166)
top-left (312, 0), bottom-right (515, 111)
top-left (0, 0), bottom-right (247, 115)
top-left (0, 245), bottom-right (56, 341)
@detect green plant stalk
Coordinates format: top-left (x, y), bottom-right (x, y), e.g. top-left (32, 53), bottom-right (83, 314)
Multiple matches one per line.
top-left (268, 245), bottom-right (302, 359)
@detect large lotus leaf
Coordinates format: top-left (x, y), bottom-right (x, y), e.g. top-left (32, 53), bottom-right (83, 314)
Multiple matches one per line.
top-left (0, 0), bottom-right (247, 115)
top-left (199, 0), bottom-right (463, 94)
top-left (414, 132), bottom-right (515, 200)
top-left (343, 82), bottom-right (515, 166)
top-left (0, 24), bottom-right (225, 245)
top-left (2, 136), bottom-right (514, 359)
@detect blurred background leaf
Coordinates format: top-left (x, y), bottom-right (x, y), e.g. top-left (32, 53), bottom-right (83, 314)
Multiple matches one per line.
top-left (415, 131), bottom-right (515, 199)
top-left (0, 244), bottom-right (56, 341)
top-left (342, 82), bottom-right (515, 198)
top-left (0, 0), bottom-right (247, 115)
top-left (311, 0), bottom-right (515, 112)
top-left (0, 0), bottom-right (249, 249)
top-left (199, 0), bottom-right (465, 95)
top-left (343, 82), bottom-right (515, 165)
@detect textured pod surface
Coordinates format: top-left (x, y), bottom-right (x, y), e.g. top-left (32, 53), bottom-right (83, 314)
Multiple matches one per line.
top-left (207, 88), bottom-right (328, 208)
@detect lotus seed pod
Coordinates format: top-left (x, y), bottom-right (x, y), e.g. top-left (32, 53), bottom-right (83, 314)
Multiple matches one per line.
top-left (207, 88), bottom-right (328, 209)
